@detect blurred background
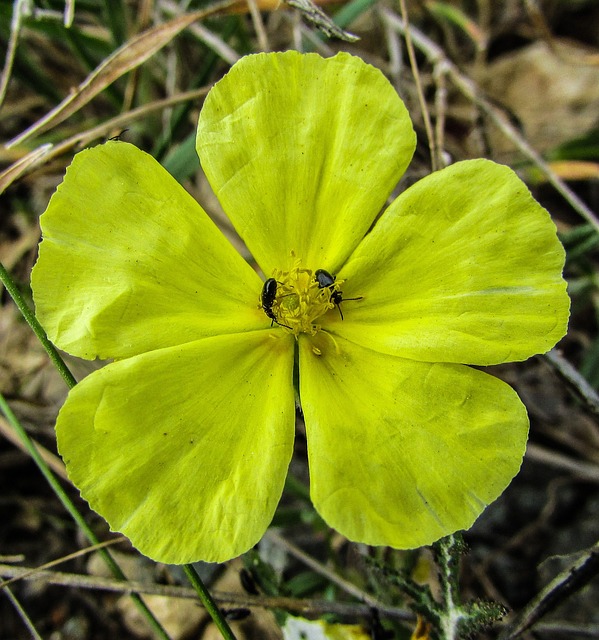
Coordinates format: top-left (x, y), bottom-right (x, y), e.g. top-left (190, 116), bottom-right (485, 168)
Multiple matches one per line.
top-left (0, 1), bottom-right (598, 638)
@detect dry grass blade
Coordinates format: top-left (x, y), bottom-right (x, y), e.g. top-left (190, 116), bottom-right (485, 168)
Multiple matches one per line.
top-left (0, 415), bottom-right (67, 480)
top-left (526, 443), bottom-right (599, 484)
top-left (63, 0), bottom-right (75, 28)
top-left (2, 586), bottom-right (43, 640)
top-left (0, 86), bottom-right (211, 195)
top-left (246, 0), bottom-right (270, 52)
top-left (162, 0), bottom-right (240, 64)
top-left (0, 0), bottom-right (27, 109)
top-left (0, 143), bottom-right (53, 196)
top-left (398, 0), bottom-right (438, 171)
top-left (5, 0), bottom-right (241, 150)
top-left (544, 350), bottom-right (599, 416)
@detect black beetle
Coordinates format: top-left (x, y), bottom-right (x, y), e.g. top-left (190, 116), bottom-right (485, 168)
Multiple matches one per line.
top-left (261, 278), bottom-right (291, 329)
top-left (314, 269), bottom-right (362, 320)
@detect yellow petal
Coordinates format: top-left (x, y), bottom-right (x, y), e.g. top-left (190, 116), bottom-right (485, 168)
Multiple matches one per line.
top-left (197, 51), bottom-right (415, 275)
top-left (335, 160), bottom-right (569, 365)
top-left (57, 330), bottom-right (295, 563)
top-left (299, 334), bottom-right (528, 548)
top-left (32, 142), bottom-right (265, 360)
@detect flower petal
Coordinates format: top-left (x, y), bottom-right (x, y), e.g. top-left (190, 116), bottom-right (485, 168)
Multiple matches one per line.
top-left (56, 330), bottom-right (295, 563)
top-left (336, 160), bottom-right (569, 365)
top-left (299, 334), bottom-right (528, 548)
top-left (31, 141), bottom-right (265, 360)
top-left (196, 51), bottom-right (416, 275)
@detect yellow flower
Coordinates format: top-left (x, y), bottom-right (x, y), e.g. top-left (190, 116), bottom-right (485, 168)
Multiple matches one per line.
top-left (31, 52), bottom-right (569, 564)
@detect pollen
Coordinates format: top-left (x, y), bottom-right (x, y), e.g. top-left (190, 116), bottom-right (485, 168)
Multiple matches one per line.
top-left (269, 259), bottom-right (344, 336)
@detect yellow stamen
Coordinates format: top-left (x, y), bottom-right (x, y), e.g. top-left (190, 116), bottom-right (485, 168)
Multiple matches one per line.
top-left (268, 258), bottom-right (344, 336)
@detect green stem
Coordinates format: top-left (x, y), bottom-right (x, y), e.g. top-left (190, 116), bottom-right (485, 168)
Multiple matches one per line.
top-left (183, 564), bottom-right (237, 640)
top-left (434, 534), bottom-right (464, 640)
top-left (0, 261), bottom-right (171, 639)
top-left (0, 392), bottom-right (171, 640)
top-left (0, 262), bottom-right (76, 389)
top-left (2, 261), bottom-right (234, 639)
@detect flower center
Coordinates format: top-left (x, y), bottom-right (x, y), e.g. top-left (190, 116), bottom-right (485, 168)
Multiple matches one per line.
top-left (265, 260), bottom-right (345, 336)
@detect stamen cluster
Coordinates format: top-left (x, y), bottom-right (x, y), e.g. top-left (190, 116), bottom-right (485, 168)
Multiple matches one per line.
top-left (269, 260), bottom-right (344, 336)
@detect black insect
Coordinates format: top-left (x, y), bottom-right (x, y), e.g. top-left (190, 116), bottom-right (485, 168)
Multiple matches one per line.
top-left (107, 128), bottom-right (129, 142)
top-left (314, 269), bottom-right (362, 320)
top-left (261, 278), bottom-right (291, 329)
top-left (239, 568), bottom-right (259, 595)
top-left (223, 607), bottom-right (251, 621)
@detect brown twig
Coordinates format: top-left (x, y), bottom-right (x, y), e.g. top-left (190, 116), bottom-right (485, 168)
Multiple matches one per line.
top-left (0, 563), bottom-right (413, 622)
top-left (526, 443), bottom-right (599, 484)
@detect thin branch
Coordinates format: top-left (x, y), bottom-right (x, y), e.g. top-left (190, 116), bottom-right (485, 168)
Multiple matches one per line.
top-left (0, 538), bottom-right (127, 590)
top-left (542, 349), bottom-right (599, 416)
top-left (266, 530), bottom-right (411, 620)
top-left (532, 622), bottom-right (599, 637)
top-left (0, 563), bottom-right (413, 621)
top-left (284, 0), bottom-right (358, 42)
top-left (526, 443), bottom-right (599, 483)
